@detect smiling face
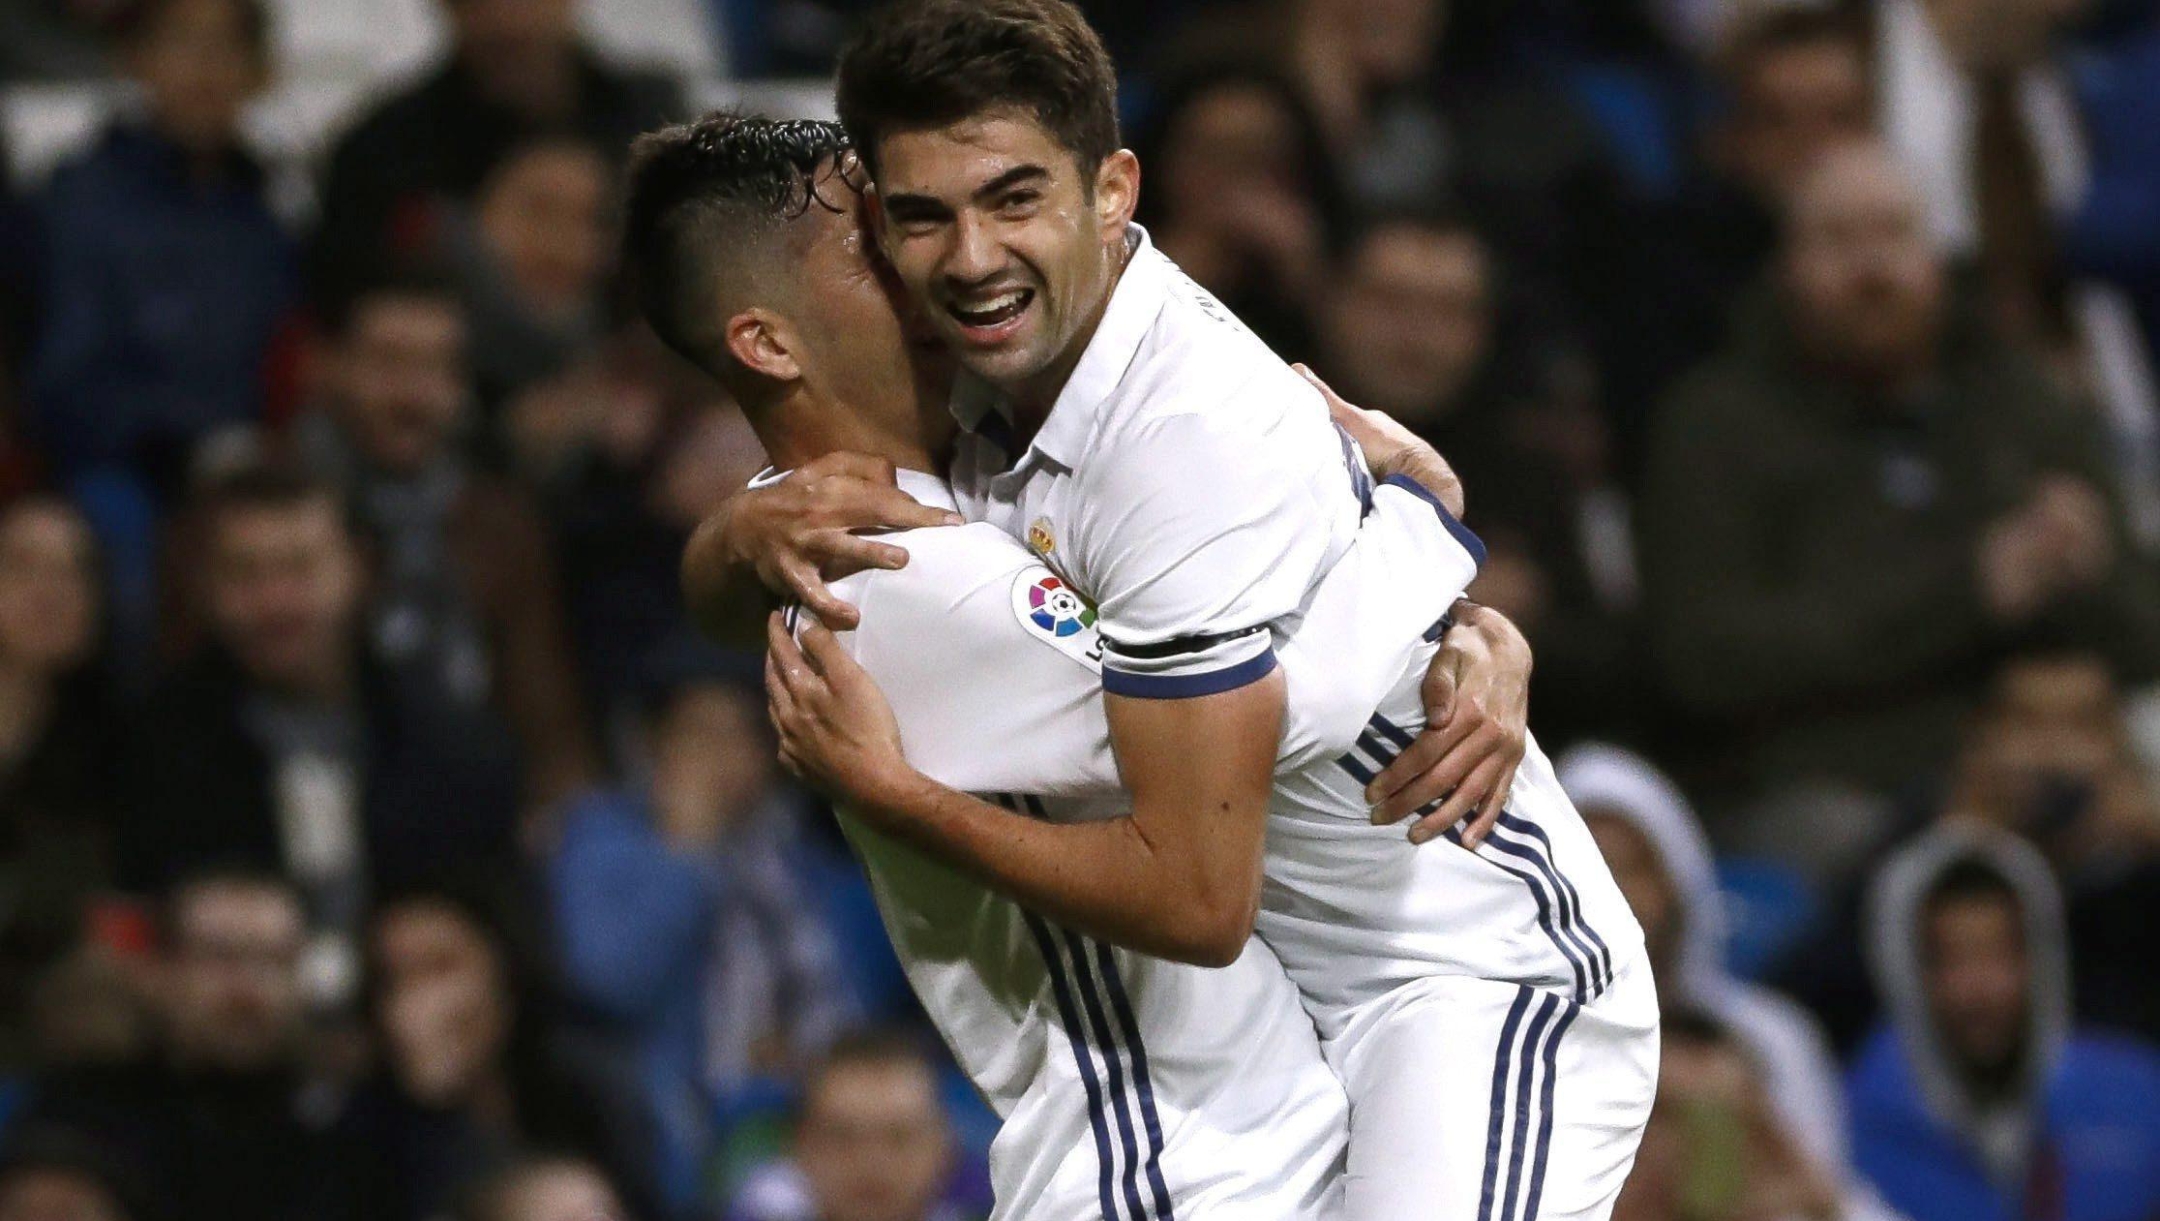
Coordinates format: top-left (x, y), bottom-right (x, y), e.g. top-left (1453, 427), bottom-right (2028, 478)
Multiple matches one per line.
top-left (871, 111), bottom-right (1136, 405)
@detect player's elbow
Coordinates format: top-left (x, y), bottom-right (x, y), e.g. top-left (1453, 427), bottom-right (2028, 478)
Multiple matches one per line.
top-left (1156, 893), bottom-right (1257, 968)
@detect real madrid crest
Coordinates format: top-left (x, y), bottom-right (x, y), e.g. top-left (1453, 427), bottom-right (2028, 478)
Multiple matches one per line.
top-left (1027, 517), bottom-right (1055, 555)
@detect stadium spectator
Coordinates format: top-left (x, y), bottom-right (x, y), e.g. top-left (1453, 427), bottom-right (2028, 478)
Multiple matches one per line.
top-left (1940, 653), bottom-right (2160, 1040)
top-left (455, 1155), bottom-right (628, 1221)
top-left (1615, 1009), bottom-right (1844, 1221)
top-left (1874, 0), bottom-right (2160, 536)
top-left (299, 270), bottom-right (599, 809)
top-left (550, 636), bottom-right (861, 1214)
top-left (1131, 62), bottom-right (1342, 356)
top-left (1615, 6), bottom-right (1877, 423)
top-left (1558, 743), bottom-right (1857, 1189)
top-left (444, 135), bottom-right (616, 410)
top-left (1320, 212), bottom-right (1644, 746)
top-left (2062, 10), bottom-right (2160, 390)
top-left (1641, 139), bottom-right (2160, 843)
top-left (0, 498), bottom-right (117, 1054)
top-left (1850, 822), bottom-right (2160, 1221)
top-left (19, 870), bottom-right (386, 1221)
top-left (728, 1032), bottom-right (960, 1221)
top-left (357, 883), bottom-right (657, 1221)
top-left (309, 0), bottom-right (680, 304)
top-left (23, 0), bottom-right (296, 497)
top-left (122, 461), bottom-right (521, 982)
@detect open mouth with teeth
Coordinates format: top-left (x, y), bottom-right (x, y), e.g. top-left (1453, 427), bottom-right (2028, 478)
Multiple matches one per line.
top-left (946, 287), bottom-right (1036, 344)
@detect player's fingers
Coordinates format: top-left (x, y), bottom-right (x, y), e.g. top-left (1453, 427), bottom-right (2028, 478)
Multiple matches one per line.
top-left (798, 619), bottom-right (852, 680)
top-left (1375, 719), bottom-right (1499, 823)
top-left (1368, 714), bottom-right (1475, 809)
top-left (1408, 755), bottom-right (1506, 846)
top-left (1460, 772), bottom-right (1517, 851)
top-left (809, 531), bottom-right (911, 576)
top-left (780, 557), bottom-right (862, 631)
top-left (767, 611), bottom-right (814, 697)
top-left (860, 485), bottom-right (964, 531)
top-left (1422, 656), bottom-right (1461, 728)
top-left (1292, 362), bottom-right (1351, 415)
top-left (764, 648), bottom-right (800, 731)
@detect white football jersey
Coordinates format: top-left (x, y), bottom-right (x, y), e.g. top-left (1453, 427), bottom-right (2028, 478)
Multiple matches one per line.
top-left (804, 468), bottom-right (1477, 1221)
top-left (941, 226), bottom-right (1646, 1040)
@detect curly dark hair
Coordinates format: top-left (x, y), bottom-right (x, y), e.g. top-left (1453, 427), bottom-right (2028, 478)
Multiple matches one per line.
top-left (835, 0), bottom-right (1120, 181)
top-left (620, 112), bottom-right (854, 386)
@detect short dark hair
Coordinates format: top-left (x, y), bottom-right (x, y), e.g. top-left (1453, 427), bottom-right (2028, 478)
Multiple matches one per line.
top-left (1924, 855), bottom-right (2023, 915)
top-left (317, 263), bottom-right (464, 339)
top-left (191, 455), bottom-right (347, 532)
top-left (117, 0), bottom-right (272, 56)
top-left (835, 0), bottom-right (1121, 180)
top-left (621, 112), bottom-right (853, 393)
top-left (1718, 6), bottom-right (1868, 91)
top-left (803, 1027), bottom-right (938, 1107)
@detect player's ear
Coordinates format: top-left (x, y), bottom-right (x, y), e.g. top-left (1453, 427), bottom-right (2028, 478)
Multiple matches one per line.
top-left (1094, 150), bottom-right (1140, 237)
top-left (725, 308), bottom-right (801, 383)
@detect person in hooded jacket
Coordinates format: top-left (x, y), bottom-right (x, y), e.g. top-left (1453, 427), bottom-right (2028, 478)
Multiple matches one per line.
top-left (1850, 821), bottom-right (2160, 1221)
top-left (1559, 743), bottom-right (1888, 1217)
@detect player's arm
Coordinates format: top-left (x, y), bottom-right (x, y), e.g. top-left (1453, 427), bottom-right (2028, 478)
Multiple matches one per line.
top-left (1299, 365), bottom-right (1530, 847)
top-left (683, 453), bottom-right (962, 632)
top-left (769, 613), bottom-right (1274, 966)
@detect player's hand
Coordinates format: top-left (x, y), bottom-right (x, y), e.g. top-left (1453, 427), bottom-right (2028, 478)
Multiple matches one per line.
top-left (687, 453), bottom-right (963, 631)
top-left (766, 611), bottom-right (912, 805)
top-left (1369, 602), bottom-right (1531, 848)
top-left (1292, 363), bottom-right (1465, 517)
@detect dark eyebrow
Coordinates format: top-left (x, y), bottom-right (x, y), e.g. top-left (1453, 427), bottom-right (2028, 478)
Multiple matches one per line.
top-left (975, 165), bottom-right (1049, 202)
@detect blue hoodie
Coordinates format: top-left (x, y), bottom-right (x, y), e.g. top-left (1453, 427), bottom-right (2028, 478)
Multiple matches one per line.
top-left (1848, 824), bottom-right (2160, 1221)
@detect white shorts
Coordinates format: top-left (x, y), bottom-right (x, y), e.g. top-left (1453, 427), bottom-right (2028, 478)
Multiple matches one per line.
top-left (1325, 960), bottom-right (1660, 1221)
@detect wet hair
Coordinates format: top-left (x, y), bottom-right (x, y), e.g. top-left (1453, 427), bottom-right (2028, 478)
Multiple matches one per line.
top-left (835, 0), bottom-right (1120, 180)
top-left (621, 112), bottom-right (853, 391)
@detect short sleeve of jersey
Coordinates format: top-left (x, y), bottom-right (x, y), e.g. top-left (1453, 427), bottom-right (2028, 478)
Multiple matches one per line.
top-left (1076, 411), bottom-right (1359, 700)
top-left (812, 524), bottom-right (1120, 798)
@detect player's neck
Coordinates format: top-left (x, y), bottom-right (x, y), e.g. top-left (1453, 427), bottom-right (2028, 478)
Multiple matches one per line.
top-left (759, 396), bottom-right (940, 480)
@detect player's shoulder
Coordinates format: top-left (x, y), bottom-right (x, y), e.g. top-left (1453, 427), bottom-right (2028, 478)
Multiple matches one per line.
top-left (827, 520), bottom-right (1041, 616)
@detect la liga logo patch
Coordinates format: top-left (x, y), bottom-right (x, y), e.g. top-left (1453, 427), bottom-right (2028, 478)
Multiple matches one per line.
top-left (1027, 575), bottom-right (1096, 637)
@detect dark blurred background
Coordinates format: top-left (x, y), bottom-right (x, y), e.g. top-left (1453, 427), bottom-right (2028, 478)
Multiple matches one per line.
top-left (1, 1), bottom-right (2158, 1219)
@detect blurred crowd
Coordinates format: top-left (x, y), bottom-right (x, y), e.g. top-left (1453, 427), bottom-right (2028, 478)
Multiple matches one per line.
top-left (1, 0), bottom-right (2158, 1219)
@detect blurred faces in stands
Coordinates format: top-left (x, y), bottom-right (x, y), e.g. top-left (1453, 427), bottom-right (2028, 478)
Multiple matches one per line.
top-left (650, 679), bottom-right (774, 850)
top-left (122, 0), bottom-right (269, 159)
top-left (1582, 811), bottom-right (1683, 982)
top-left (1921, 868), bottom-right (2032, 1085)
top-left (1781, 140), bottom-right (1946, 386)
top-left (474, 138), bottom-right (613, 328)
top-left (440, 0), bottom-right (579, 116)
top-left (796, 1035), bottom-right (954, 1221)
top-left (460, 1157), bottom-right (625, 1221)
top-left (161, 872), bottom-right (307, 1073)
top-left (371, 897), bottom-right (513, 1107)
top-left (323, 280), bottom-right (471, 477)
top-left (1714, 10), bottom-right (1874, 205)
top-left (1950, 655), bottom-right (2160, 864)
top-left (0, 499), bottom-right (99, 680)
top-left (1321, 216), bottom-right (1493, 426)
top-left (200, 473), bottom-right (365, 699)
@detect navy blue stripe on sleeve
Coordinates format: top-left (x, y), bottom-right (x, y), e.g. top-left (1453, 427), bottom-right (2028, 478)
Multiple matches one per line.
top-left (1381, 474), bottom-right (1487, 568)
top-left (1100, 649), bottom-right (1279, 700)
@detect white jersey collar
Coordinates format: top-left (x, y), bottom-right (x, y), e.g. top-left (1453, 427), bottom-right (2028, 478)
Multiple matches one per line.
top-left (948, 224), bottom-right (1170, 471)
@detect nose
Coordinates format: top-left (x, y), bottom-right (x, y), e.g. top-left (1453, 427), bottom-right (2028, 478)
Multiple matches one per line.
top-left (945, 211), bottom-right (1003, 286)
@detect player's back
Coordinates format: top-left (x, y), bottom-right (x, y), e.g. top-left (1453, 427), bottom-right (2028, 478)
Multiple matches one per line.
top-left (817, 473), bottom-right (1349, 1221)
